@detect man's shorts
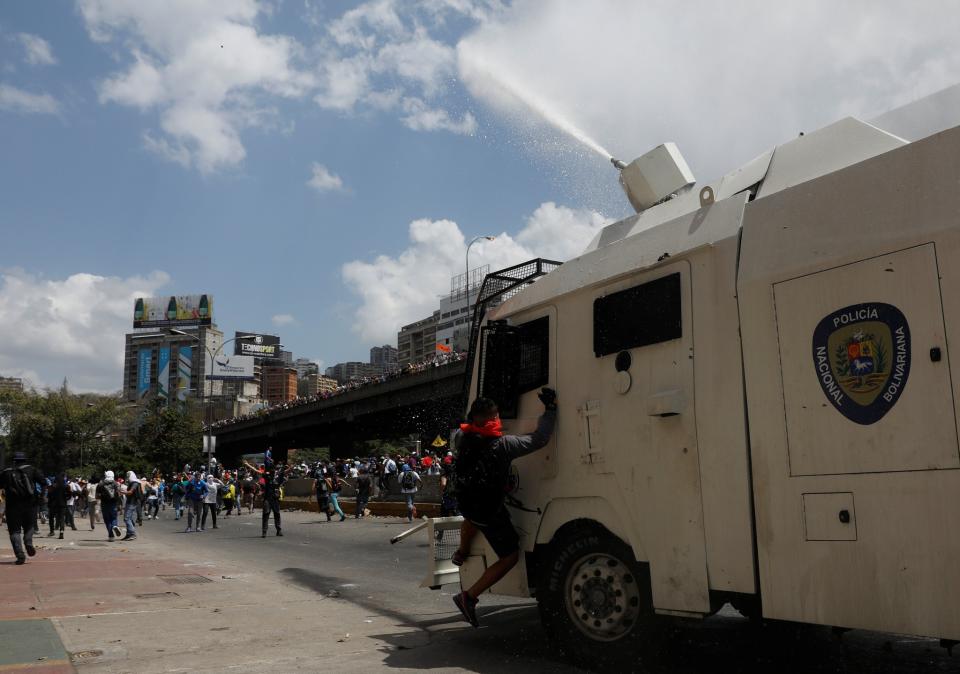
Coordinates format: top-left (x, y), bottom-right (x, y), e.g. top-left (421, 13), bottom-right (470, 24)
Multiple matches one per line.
top-left (466, 506), bottom-right (519, 559)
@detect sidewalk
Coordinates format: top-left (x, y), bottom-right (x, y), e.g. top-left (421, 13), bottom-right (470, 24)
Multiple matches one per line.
top-left (0, 524), bottom-right (432, 673)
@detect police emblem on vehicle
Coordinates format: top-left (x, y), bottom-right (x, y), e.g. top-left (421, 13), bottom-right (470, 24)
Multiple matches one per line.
top-left (812, 302), bottom-right (910, 425)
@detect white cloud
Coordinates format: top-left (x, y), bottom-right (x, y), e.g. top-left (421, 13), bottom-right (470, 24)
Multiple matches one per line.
top-left (342, 202), bottom-right (610, 342)
top-left (0, 83), bottom-right (59, 114)
top-left (312, 0), bottom-right (485, 135)
top-left (17, 33), bottom-right (57, 66)
top-left (307, 162), bottom-right (345, 192)
top-left (271, 313), bottom-right (297, 326)
top-left (79, 0), bottom-right (314, 173)
top-left (457, 0), bottom-right (960, 180)
top-left (0, 269), bottom-right (170, 392)
top-left (400, 97), bottom-right (476, 134)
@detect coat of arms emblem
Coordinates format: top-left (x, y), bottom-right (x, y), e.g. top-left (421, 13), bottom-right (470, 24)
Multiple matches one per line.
top-left (811, 302), bottom-right (910, 425)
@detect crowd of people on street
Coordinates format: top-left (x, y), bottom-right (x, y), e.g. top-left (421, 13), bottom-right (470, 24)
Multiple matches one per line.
top-left (0, 446), bottom-right (457, 555)
top-left (209, 351), bottom-right (466, 430)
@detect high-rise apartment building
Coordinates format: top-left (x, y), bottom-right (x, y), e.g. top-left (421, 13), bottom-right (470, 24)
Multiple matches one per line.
top-left (369, 345), bottom-right (398, 371)
top-left (122, 325), bottom-right (223, 403)
top-left (0, 376), bottom-right (23, 393)
top-left (261, 365), bottom-right (297, 404)
top-left (324, 361), bottom-right (369, 383)
top-left (293, 358), bottom-right (319, 379)
top-left (297, 373), bottom-right (339, 396)
top-left (397, 311), bottom-right (440, 366)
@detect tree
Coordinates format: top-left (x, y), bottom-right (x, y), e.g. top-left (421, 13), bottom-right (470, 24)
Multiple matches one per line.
top-left (134, 398), bottom-right (204, 475)
top-left (0, 386), bottom-right (123, 474)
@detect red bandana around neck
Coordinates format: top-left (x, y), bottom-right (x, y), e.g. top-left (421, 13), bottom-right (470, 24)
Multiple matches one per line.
top-left (460, 418), bottom-right (503, 437)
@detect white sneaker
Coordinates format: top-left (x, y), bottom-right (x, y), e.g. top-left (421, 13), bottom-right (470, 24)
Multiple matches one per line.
top-left (185, 527), bottom-right (193, 533)
top-left (199, 527), bottom-right (205, 531)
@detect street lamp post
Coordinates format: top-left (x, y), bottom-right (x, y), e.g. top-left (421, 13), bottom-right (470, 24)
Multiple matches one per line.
top-left (171, 330), bottom-right (257, 473)
top-left (465, 235), bottom-right (496, 345)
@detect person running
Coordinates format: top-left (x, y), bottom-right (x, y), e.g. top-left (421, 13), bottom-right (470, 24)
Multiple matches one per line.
top-left (222, 472), bottom-right (236, 517)
top-left (202, 473), bottom-right (222, 530)
top-left (171, 475), bottom-right (185, 520)
top-left (354, 468), bottom-right (372, 518)
top-left (399, 464), bottom-right (422, 522)
top-left (97, 471), bottom-right (122, 541)
top-left (451, 388), bottom-right (557, 628)
top-left (47, 473), bottom-right (67, 539)
top-left (184, 472), bottom-right (207, 533)
top-left (85, 476), bottom-right (101, 530)
top-left (381, 455), bottom-right (397, 495)
top-left (313, 466), bottom-right (331, 522)
top-left (65, 477), bottom-right (80, 531)
top-left (243, 457), bottom-right (289, 537)
top-left (122, 472), bottom-right (142, 541)
top-left (325, 468), bottom-right (346, 522)
top-left (144, 479), bottom-right (160, 519)
top-left (0, 452), bottom-right (43, 564)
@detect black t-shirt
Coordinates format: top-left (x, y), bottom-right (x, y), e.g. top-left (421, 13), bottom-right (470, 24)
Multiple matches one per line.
top-left (356, 475), bottom-right (372, 496)
top-left (261, 469), bottom-right (285, 499)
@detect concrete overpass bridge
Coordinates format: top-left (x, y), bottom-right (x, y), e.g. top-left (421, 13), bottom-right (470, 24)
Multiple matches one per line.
top-left (211, 360), bottom-right (466, 463)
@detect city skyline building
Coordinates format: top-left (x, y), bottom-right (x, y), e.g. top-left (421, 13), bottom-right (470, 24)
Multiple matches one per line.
top-left (0, 376), bottom-right (24, 394)
top-left (397, 310), bottom-right (440, 366)
top-left (122, 325), bottom-right (224, 404)
top-left (261, 364), bottom-right (297, 404)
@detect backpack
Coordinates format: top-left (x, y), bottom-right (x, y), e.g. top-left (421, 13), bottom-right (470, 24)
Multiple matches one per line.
top-left (454, 434), bottom-right (511, 516)
top-left (99, 481), bottom-right (118, 501)
top-left (401, 470), bottom-right (417, 491)
top-left (5, 466), bottom-right (34, 499)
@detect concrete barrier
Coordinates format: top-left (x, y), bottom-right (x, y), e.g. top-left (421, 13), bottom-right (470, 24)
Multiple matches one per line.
top-left (280, 496), bottom-right (439, 518)
top-left (282, 474), bottom-right (443, 502)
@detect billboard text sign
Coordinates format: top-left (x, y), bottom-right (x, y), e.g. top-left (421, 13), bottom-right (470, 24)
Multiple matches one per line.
top-left (235, 332), bottom-right (280, 359)
top-left (206, 353), bottom-right (256, 380)
top-left (134, 295), bottom-right (213, 328)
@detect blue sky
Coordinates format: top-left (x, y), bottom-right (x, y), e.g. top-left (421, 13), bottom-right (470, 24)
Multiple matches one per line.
top-left (1, 1), bottom-right (959, 391)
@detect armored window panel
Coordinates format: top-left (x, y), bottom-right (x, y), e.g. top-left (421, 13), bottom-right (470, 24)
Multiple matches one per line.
top-left (516, 316), bottom-right (550, 394)
top-left (593, 272), bottom-right (682, 357)
top-left (478, 322), bottom-right (520, 419)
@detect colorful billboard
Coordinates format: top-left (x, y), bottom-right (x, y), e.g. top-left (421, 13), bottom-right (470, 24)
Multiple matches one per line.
top-left (206, 353), bottom-right (255, 380)
top-left (235, 332), bottom-right (280, 359)
top-left (137, 348), bottom-right (152, 399)
top-left (157, 346), bottom-right (171, 400)
top-left (177, 346), bottom-right (192, 401)
top-left (133, 295), bottom-right (212, 328)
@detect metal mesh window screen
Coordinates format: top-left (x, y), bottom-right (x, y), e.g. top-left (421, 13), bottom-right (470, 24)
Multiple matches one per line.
top-left (517, 316), bottom-right (549, 393)
top-left (593, 273), bottom-right (682, 357)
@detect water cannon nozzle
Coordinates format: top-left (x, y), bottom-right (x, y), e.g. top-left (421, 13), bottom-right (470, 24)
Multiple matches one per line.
top-left (611, 157), bottom-right (628, 170)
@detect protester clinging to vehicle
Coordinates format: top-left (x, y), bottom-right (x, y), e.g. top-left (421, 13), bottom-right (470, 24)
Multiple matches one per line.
top-left (451, 387), bottom-right (557, 628)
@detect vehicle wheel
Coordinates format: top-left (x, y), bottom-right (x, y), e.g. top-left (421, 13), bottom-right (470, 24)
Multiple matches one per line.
top-left (536, 525), bottom-right (654, 668)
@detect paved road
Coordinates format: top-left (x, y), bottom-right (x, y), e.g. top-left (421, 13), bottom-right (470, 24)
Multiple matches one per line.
top-left (129, 506), bottom-right (958, 673)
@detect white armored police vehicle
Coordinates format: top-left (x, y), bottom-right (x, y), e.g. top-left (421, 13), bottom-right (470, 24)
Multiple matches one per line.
top-left (432, 86), bottom-right (960, 664)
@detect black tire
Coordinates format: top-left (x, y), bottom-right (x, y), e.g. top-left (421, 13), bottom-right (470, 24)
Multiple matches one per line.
top-left (536, 524), bottom-right (655, 670)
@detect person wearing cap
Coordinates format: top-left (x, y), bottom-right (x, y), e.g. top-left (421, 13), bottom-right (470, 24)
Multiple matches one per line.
top-left (0, 452), bottom-right (43, 564)
top-left (97, 471), bottom-right (122, 541)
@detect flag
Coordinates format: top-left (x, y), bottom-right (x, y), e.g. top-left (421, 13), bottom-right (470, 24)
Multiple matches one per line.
top-left (436, 342), bottom-right (452, 353)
